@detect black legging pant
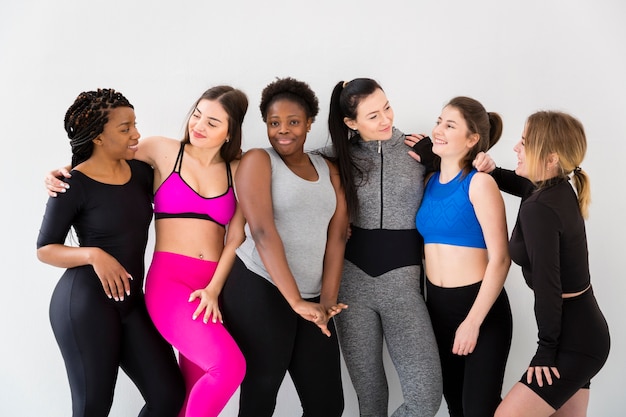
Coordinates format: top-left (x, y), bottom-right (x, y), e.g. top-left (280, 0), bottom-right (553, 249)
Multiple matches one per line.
top-left (426, 280), bottom-right (513, 417)
top-left (49, 268), bottom-right (185, 417)
top-left (221, 257), bottom-right (344, 417)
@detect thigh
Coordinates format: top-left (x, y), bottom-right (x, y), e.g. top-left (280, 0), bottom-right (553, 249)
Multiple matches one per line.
top-left (463, 291), bottom-right (512, 417)
top-left (119, 300), bottom-right (185, 417)
top-left (222, 258), bottom-right (296, 416)
top-left (290, 314), bottom-right (343, 417)
top-left (334, 263), bottom-right (386, 393)
top-left (50, 271), bottom-right (122, 417)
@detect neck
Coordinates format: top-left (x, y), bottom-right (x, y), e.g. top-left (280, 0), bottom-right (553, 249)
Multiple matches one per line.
top-left (439, 158), bottom-right (464, 182)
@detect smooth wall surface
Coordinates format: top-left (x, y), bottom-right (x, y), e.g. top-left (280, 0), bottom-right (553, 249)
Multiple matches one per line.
top-left (1, 0), bottom-right (624, 415)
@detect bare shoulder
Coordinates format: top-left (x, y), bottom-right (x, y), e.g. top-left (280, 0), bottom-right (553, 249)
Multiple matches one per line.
top-left (469, 171), bottom-right (503, 205)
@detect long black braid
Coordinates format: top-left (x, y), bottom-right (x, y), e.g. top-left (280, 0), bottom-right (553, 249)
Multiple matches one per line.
top-left (64, 88), bottom-right (133, 167)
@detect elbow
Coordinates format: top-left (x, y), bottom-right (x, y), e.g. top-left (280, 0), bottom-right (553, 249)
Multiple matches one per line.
top-left (36, 246), bottom-right (49, 264)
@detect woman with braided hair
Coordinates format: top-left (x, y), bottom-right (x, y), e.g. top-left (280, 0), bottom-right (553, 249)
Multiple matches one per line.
top-left (37, 89), bottom-right (185, 417)
top-left (45, 86), bottom-right (249, 417)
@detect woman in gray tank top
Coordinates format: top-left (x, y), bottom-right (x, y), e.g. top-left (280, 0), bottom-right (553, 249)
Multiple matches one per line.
top-left (221, 77), bottom-right (349, 417)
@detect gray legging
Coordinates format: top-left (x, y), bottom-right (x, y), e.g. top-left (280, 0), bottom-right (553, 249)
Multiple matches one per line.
top-left (335, 261), bottom-right (442, 417)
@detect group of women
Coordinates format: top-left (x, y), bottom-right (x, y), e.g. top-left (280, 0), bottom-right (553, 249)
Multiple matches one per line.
top-left (39, 77), bottom-right (610, 417)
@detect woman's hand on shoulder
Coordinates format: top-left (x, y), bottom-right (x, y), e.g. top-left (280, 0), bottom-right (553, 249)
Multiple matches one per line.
top-left (473, 151), bottom-right (496, 173)
top-left (45, 166), bottom-right (71, 197)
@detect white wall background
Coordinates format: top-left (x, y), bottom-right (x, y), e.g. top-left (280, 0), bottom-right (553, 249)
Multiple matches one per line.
top-left (1, 0), bottom-right (624, 415)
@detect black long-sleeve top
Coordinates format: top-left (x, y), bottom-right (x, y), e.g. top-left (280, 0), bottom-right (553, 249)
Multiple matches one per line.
top-left (494, 168), bottom-right (591, 367)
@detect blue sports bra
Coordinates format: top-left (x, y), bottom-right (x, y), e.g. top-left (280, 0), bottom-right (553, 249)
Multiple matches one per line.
top-left (416, 169), bottom-right (486, 249)
top-left (153, 143), bottom-right (236, 227)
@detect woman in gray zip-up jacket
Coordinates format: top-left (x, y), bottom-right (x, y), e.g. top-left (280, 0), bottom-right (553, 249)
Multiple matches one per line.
top-left (324, 78), bottom-right (442, 417)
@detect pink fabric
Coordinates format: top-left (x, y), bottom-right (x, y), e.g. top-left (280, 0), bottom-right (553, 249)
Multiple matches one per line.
top-left (153, 171), bottom-right (236, 226)
top-left (145, 251), bottom-right (245, 417)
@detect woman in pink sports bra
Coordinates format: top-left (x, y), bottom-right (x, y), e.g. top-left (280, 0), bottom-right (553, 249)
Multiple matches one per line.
top-left (46, 86), bottom-right (249, 417)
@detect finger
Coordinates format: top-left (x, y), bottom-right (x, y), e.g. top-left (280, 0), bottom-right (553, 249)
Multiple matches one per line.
top-left (551, 367), bottom-right (561, 379)
top-left (203, 310), bottom-right (212, 324)
top-left (318, 324), bottom-right (331, 337)
top-left (526, 368), bottom-right (534, 384)
top-left (102, 281), bottom-right (113, 299)
top-left (122, 273), bottom-right (132, 296)
top-left (535, 367), bottom-right (544, 387)
top-left (544, 367), bottom-right (553, 385)
top-left (113, 277), bottom-right (125, 301)
top-left (407, 150), bottom-right (422, 162)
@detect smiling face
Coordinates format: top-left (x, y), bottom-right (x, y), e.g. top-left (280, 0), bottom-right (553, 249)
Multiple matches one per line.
top-left (265, 98), bottom-right (311, 157)
top-left (187, 99), bottom-right (230, 148)
top-left (96, 106), bottom-right (140, 160)
top-left (431, 105), bottom-right (479, 162)
top-left (513, 126), bottom-right (529, 179)
top-left (344, 88), bottom-right (394, 141)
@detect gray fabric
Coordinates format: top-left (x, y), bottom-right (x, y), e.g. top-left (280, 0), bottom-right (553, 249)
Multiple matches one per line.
top-left (236, 148), bottom-right (335, 298)
top-left (335, 262), bottom-right (442, 417)
top-left (333, 128), bottom-right (442, 416)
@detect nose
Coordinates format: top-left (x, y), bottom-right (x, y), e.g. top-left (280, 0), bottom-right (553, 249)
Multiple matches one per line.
top-left (513, 140), bottom-right (521, 153)
top-left (278, 122), bottom-right (289, 134)
top-left (131, 126), bottom-right (141, 140)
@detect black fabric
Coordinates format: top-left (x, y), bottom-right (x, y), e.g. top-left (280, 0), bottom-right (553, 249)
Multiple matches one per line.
top-left (221, 257), bottom-right (344, 417)
top-left (426, 280), bottom-right (512, 417)
top-left (520, 288), bottom-right (610, 409)
top-left (38, 160), bottom-right (185, 416)
top-left (411, 136), bottom-right (437, 174)
top-left (344, 226), bottom-right (423, 277)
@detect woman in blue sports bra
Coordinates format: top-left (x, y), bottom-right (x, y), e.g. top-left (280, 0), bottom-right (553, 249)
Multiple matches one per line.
top-left (415, 96), bottom-right (513, 417)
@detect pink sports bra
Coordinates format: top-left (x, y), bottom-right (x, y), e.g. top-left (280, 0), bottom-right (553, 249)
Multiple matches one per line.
top-left (153, 143), bottom-right (236, 227)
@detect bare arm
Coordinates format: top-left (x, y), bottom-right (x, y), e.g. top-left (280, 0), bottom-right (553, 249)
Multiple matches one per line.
top-left (319, 160), bottom-right (349, 316)
top-left (453, 172), bottom-right (511, 356)
top-left (235, 149), bottom-right (329, 333)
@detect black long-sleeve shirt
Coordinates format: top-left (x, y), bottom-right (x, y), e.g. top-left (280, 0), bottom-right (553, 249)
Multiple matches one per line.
top-left (494, 168), bottom-right (591, 367)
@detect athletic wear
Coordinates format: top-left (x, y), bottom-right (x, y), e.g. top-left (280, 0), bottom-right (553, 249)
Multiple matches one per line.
top-left (154, 143), bottom-right (236, 226)
top-left (222, 258), bottom-right (343, 417)
top-left (496, 169), bottom-right (610, 409)
top-left (223, 148), bottom-right (344, 417)
top-left (236, 148), bottom-right (336, 298)
top-left (145, 252), bottom-right (245, 417)
top-left (427, 281), bottom-right (512, 417)
top-left (330, 128), bottom-right (443, 417)
top-left (146, 143), bottom-right (244, 417)
top-left (37, 160), bottom-right (185, 417)
top-left (416, 169), bottom-right (486, 249)
top-left (509, 176), bottom-right (592, 366)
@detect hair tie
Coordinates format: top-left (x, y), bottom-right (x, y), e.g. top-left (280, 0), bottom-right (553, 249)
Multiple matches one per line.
top-left (574, 166), bottom-right (582, 173)
top-left (342, 80), bottom-right (349, 88)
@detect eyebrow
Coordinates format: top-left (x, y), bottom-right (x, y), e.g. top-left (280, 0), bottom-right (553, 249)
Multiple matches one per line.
top-left (437, 117), bottom-right (458, 124)
top-left (365, 101), bottom-right (390, 117)
top-left (194, 107), bottom-right (223, 124)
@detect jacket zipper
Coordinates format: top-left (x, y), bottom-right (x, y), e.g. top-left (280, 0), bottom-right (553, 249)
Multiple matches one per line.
top-left (378, 140), bottom-right (383, 228)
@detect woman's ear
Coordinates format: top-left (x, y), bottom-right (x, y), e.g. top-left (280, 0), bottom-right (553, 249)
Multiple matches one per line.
top-left (344, 117), bottom-right (357, 131)
top-left (466, 133), bottom-right (480, 148)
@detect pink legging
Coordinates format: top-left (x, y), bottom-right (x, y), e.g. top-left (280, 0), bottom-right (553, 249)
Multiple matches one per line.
top-left (145, 251), bottom-right (245, 417)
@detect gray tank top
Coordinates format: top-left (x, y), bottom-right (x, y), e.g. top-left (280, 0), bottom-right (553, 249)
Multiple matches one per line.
top-left (236, 147), bottom-right (336, 298)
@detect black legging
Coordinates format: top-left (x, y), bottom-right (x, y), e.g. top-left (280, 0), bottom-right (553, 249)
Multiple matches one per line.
top-left (426, 280), bottom-right (513, 417)
top-left (221, 256), bottom-right (344, 417)
top-left (49, 267), bottom-right (185, 417)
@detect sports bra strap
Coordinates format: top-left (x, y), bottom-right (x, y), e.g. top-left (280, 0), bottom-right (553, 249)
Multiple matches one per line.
top-left (173, 142), bottom-right (185, 173)
top-left (226, 161), bottom-right (233, 187)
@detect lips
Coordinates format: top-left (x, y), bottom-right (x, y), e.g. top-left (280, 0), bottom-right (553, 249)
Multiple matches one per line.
top-left (192, 130), bottom-right (206, 139)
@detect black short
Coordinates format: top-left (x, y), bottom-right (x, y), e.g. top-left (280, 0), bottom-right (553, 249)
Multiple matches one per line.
top-left (521, 287), bottom-right (610, 409)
